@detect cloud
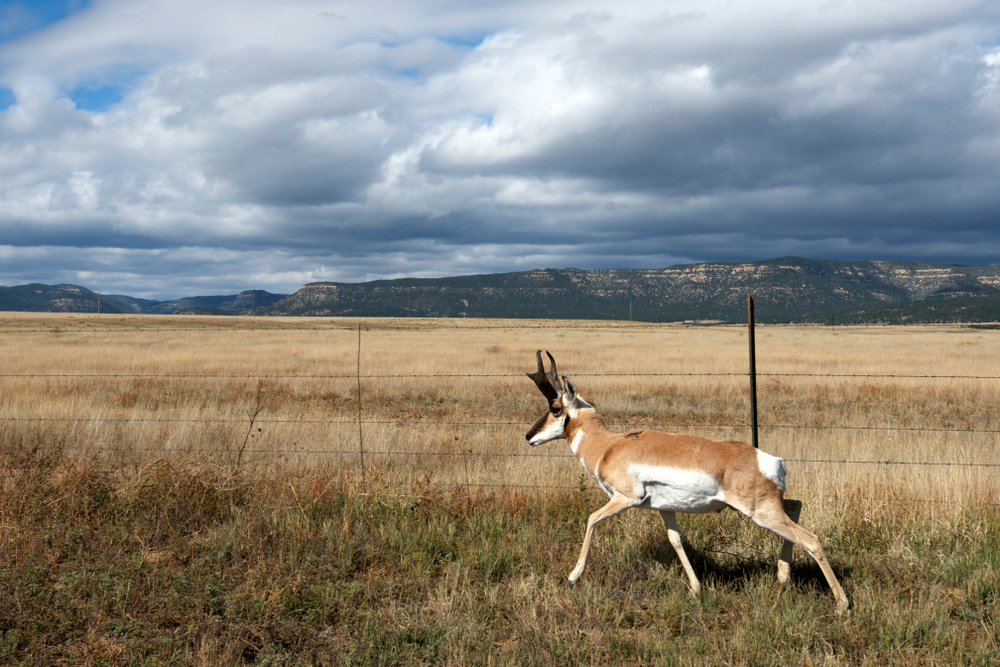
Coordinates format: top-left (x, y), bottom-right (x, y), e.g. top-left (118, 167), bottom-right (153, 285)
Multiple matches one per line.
top-left (1, 0), bottom-right (999, 299)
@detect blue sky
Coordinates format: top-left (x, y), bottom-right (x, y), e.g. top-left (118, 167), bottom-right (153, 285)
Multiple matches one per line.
top-left (1, 1), bottom-right (85, 106)
top-left (1, 0), bottom-right (1000, 299)
top-left (0, 1), bottom-right (88, 42)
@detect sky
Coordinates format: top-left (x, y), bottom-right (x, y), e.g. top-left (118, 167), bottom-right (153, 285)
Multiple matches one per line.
top-left (1, 0), bottom-right (999, 300)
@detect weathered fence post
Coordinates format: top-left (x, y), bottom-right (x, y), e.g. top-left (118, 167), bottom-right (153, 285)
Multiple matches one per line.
top-left (748, 295), bottom-right (759, 449)
top-left (357, 323), bottom-right (366, 489)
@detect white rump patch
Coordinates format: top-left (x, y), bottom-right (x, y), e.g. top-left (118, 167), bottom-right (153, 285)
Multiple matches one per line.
top-left (628, 465), bottom-right (727, 513)
top-left (756, 450), bottom-right (786, 492)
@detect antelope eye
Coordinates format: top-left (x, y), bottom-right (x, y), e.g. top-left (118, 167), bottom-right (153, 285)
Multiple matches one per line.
top-left (550, 406), bottom-right (562, 415)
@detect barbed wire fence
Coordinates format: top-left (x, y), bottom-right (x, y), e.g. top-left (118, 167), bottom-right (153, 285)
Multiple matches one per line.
top-left (1, 320), bottom-right (999, 506)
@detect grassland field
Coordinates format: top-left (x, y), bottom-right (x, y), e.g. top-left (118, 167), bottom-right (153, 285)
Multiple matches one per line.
top-left (0, 313), bottom-right (998, 665)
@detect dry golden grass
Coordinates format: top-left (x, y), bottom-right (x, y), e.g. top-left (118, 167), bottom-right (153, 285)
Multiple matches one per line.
top-left (3, 313), bottom-right (1000, 664)
top-left (2, 313), bottom-right (999, 524)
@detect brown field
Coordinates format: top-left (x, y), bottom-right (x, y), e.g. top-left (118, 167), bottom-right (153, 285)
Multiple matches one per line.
top-left (2, 312), bottom-right (998, 510)
top-left (1, 313), bottom-right (998, 664)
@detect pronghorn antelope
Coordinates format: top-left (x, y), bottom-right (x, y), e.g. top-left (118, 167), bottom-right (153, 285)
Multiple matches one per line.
top-left (526, 351), bottom-right (849, 613)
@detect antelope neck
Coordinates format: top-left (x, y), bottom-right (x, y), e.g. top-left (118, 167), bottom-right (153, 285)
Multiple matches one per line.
top-left (566, 409), bottom-right (610, 449)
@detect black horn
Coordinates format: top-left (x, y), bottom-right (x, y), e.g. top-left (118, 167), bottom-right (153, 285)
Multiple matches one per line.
top-left (527, 350), bottom-right (563, 400)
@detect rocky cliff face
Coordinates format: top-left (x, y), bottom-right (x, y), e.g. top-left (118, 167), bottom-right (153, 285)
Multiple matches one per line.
top-left (262, 257), bottom-right (1000, 322)
top-left (5, 258), bottom-right (998, 321)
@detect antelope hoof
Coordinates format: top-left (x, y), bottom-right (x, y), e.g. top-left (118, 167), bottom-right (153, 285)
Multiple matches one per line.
top-left (836, 597), bottom-right (851, 616)
top-left (777, 562), bottom-right (791, 585)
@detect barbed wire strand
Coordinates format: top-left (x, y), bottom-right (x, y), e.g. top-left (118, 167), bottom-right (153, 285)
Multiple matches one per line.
top-left (0, 455), bottom-right (993, 505)
top-left (3, 442), bottom-right (998, 469)
top-left (2, 415), bottom-right (998, 437)
top-left (3, 371), bottom-right (1000, 379)
top-left (0, 323), bottom-right (737, 334)
top-left (424, 482), bottom-right (1000, 506)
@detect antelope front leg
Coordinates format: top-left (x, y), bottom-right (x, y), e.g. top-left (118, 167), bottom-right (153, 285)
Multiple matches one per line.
top-left (778, 498), bottom-right (802, 585)
top-left (568, 493), bottom-right (636, 586)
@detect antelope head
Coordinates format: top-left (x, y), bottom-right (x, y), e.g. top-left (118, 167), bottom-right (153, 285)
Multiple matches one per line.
top-left (525, 350), bottom-right (582, 446)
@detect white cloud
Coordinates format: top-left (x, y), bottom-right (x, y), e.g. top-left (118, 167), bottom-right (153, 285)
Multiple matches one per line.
top-left (1, 0), bottom-right (999, 298)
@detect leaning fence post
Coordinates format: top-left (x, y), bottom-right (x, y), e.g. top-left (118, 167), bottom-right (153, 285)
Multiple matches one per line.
top-left (357, 323), bottom-right (366, 489)
top-left (748, 295), bottom-right (759, 449)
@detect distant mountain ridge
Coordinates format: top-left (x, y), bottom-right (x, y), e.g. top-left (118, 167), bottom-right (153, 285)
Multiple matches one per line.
top-left (799, 290), bottom-right (1000, 325)
top-left (111, 289), bottom-right (288, 314)
top-left (3, 257), bottom-right (1000, 323)
top-left (261, 257), bottom-right (1000, 322)
top-left (0, 285), bottom-right (287, 315)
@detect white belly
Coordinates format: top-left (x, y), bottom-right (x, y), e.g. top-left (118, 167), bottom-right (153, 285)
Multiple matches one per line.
top-left (629, 464), bottom-right (728, 513)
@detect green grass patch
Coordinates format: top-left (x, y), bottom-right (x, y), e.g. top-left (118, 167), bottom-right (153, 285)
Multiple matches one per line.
top-left (1, 452), bottom-right (997, 665)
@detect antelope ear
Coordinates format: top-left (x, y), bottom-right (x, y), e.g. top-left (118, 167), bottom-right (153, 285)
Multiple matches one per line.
top-left (563, 377), bottom-right (578, 401)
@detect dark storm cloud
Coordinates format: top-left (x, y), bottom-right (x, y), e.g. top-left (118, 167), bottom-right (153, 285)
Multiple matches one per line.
top-left (1, 0), bottom-right (999, 298)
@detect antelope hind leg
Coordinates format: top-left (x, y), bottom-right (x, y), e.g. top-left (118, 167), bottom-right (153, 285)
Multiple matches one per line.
top-left (754, 499), bottom-right (850, 614)
top-left (777, 498), bottom-right (802, 585)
